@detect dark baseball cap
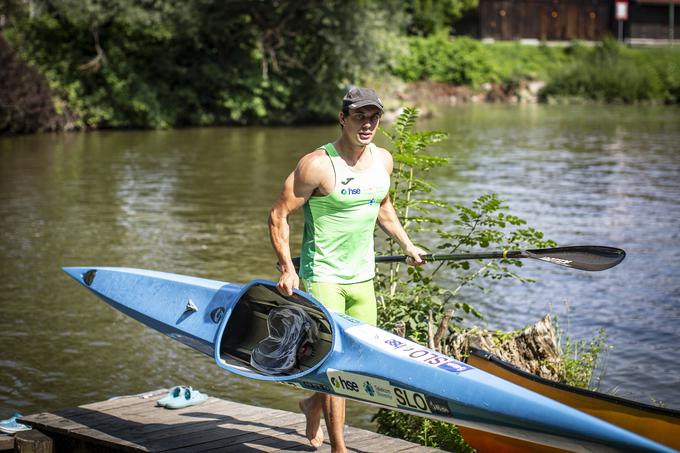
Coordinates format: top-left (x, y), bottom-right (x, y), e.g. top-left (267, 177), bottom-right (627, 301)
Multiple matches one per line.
top-left (342, 87), bottom-right (384, 112)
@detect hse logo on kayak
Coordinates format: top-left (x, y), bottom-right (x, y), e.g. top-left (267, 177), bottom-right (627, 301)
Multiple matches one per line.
top-left (330, 375), bottom-right (359, 392)
top-left (345, 325), bottom-right (473, 374)
top-left (327, 369), bottom-right (397, 407)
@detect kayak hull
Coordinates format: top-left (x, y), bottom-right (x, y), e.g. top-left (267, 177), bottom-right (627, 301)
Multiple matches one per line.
top-left (458, 347), bottom-right (680, 452)
top-left (63, 267), bottom-right (676, 453)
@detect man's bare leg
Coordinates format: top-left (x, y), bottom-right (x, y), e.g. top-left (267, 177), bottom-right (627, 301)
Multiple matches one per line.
top-left (322, 394), bottom-right (347, 453)
top-left (299, 393), bottom-right (324, 448)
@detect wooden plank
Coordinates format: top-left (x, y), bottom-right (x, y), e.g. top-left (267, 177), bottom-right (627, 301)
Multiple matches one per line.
top-left (13, 429), bottom-right (54, 453)
top-left (220, 426), bottom-right (309, 452)
top-left (141, 413), bottom-right (299, 450)
top-left (163, 422), bottom-right (306, 453)
top-left (18, 391), bottom-right (445, 452)
top-left (92, 399), bottom-right (264, 441)
top-left (349, 432), bottom-right (418, 451)
top-left (20, 392), bottom-right (167, 432)
top-left (0, 434), bottom-right (15, 451)
top-left (148, 412), bottom-right (305, 452)
top-left (62, 400), bottom-right (246, 451)
top-left (22, 396), bottom-right (224, 436)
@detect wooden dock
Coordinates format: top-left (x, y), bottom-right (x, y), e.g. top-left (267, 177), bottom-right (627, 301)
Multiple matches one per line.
top-left (15, 390), bottom-right (444, 452)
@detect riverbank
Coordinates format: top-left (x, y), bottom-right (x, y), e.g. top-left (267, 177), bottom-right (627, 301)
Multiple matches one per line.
top-left (3, 17), bottom-right (680, 136)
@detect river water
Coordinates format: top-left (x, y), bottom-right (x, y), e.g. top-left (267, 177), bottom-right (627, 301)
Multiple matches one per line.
top-left (1, 104), bottom-right (679, 428)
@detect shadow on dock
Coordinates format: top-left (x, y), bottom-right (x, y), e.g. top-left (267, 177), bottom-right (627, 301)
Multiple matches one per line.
top-left (17, 389), bottom-right (442, 452)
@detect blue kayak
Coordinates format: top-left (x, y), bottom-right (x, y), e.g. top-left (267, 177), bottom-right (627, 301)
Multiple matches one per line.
top-left (63, 266), bottom-right (675, 452)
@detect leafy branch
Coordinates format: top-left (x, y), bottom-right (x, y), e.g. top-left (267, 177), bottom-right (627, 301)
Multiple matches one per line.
top-left (375, 107), bottom-right (555, 347)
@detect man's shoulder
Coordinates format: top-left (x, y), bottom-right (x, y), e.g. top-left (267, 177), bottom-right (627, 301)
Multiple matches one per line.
top-left (298, 147), bottom-right (331, 168)
top-left (372, 144), bottom-right (393, 168)
top-left (295, 147), bottom-right (333, 181)
top-left (372, 144), bottom-right (391, 156)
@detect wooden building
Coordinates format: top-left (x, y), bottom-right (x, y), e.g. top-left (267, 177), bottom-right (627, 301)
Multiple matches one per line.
top-left (478, 0), bottom-right (612, 40)
top-left (629, 0), bottom-right (679, 41)
top-left (463, 0), bottom-right (678, 42)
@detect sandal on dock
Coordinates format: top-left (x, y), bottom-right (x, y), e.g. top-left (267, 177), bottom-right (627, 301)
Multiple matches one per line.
top-left (164, 387), bottom-right (208, 409)
top-left (0, 413), bottom-right (30, 434)
top-left (156, 386), bottom-right (188, 407)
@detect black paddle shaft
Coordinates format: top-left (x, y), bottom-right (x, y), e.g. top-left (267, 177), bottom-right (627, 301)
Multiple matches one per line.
top-left (374, 246), bottom-right (626, 271)
top-left (289, 246), bottom-right (625, 272)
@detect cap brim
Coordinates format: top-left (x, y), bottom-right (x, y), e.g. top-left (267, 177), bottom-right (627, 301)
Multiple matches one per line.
top-left (346, 100), bottom-right (384, 112)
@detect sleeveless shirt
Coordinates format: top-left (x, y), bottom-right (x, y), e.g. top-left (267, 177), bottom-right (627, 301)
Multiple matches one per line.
top-left (299, 143), bottom-right (390, 283)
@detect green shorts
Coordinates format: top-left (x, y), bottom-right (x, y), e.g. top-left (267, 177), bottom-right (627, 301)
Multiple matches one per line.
top-left (302, 279), bottom-right (377, 326)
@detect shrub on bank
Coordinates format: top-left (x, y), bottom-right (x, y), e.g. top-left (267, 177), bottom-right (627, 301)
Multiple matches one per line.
top-left (392, 34), bottom-right (571, 87)
top-left (393, 34), bottom-right (497, 87)
top-left (392, 35), bottom-right (680, 104)
top-left (541, 38), bottom-right (680, 103)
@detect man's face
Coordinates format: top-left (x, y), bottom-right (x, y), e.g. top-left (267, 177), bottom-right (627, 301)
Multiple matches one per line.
top-left (341, 106), bottom-right (382, 146)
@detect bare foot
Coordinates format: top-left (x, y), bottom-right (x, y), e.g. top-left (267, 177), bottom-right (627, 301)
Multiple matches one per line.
top-left (299, 398), bottom-right (324, 449)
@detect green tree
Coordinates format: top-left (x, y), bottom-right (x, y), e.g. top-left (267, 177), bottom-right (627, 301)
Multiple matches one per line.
top-left (403, 0), bottom-right (478, 36)
top-left (3, 0), bottom-right (404, 130)
top-left (376, 108), bottom-right (554, 345)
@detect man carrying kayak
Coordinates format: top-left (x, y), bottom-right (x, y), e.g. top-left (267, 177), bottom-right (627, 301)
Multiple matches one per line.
top-left (269, 86), bottom-right (426, 452)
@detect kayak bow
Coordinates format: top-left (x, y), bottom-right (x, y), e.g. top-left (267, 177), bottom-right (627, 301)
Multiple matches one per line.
top-left (63, 267), bottom-right (675, 453)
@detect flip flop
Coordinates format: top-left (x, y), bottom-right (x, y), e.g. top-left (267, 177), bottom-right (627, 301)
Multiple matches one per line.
top-left (156, 386), bottom-right (188, 407)
top-left (0, 413), bottom-right (31, 434)
top-left (164, 387), bottom-right (208, 409)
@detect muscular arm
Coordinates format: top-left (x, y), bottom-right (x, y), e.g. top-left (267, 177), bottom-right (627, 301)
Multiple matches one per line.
top-left (269, 151), bottom-right (327, 295)
top-left (376, 147), bottom-right (427, 264)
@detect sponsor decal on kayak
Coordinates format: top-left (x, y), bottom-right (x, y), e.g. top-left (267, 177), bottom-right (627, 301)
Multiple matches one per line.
top-left (299, 381), bottom-right (332, 393)
top-left (325, 370), bottom-right (445, 416)
top-left (326, 369), bottom-right (397, 407)
top-left (346, 325), bottom-right (472, 373)
top-left (394, 387), bottom-right (431, 414)
top-left (425, 396), bottom-right (453, 417)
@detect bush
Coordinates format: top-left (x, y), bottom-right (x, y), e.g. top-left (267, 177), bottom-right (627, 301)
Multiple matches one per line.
top-left (542, 38), bottom-right (680, 103)
top-left (393, 35), bottom-right (497, 87)
top-left (373, 410), bottom-right (475, 452)
top-left (0, 34), bottom-right (68, 133)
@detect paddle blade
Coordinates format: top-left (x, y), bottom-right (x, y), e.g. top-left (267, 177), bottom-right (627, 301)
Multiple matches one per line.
top-left (524, 246), bottom-right (625, 271)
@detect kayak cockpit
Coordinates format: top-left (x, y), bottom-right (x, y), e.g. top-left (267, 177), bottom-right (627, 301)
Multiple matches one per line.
top-left (217, 282), bottom-right (333, 379)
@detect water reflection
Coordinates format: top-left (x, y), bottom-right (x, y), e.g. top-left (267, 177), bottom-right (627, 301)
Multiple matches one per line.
top-left (1, 104), bottom-right (679, 426)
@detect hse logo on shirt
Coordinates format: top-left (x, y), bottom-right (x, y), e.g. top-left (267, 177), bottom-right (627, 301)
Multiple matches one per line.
top-left (340, 184), bottom-right (378, 197)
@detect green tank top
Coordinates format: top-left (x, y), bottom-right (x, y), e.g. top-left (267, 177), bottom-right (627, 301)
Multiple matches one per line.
top-left (300, 143), bottom-right (390, 283)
